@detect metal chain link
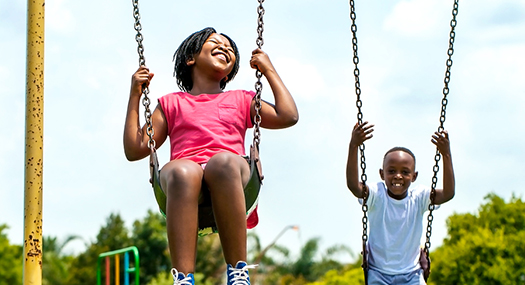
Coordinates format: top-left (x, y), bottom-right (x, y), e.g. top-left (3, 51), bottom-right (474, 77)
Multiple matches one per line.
top-left (349, 0), bottom-right (459, 269)
top-left (132, 0), bottom-right (265, 152)
top-left (349, 0), bottom-right (369, 268)
top-left (133, 0), bottom-right (156, 150)
top-left (424, 0), bottom-right (459, 255)
top-left (253, 0), bottom-right (265, 149)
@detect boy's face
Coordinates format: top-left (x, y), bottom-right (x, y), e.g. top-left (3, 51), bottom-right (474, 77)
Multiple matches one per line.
top-left (380, 150), bottom-right (418, 199)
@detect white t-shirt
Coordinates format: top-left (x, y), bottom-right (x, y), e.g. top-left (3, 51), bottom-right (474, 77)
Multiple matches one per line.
top-left (359, 182), bottom-right (437, 275)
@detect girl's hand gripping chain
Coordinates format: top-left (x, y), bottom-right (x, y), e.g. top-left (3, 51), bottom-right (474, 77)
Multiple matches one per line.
top-left (249, 48), bottom-right (299, 129)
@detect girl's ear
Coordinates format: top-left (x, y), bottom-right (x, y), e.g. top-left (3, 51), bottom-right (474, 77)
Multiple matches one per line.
top-left (186, 57), bottom-right (195, 66)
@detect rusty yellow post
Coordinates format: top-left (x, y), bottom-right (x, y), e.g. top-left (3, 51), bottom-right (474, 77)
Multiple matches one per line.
top-left (24, 0), bottom-right (45, 284)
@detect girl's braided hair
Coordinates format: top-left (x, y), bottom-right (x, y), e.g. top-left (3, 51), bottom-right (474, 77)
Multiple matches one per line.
top-left (173, 27), bottom-right (240, 92)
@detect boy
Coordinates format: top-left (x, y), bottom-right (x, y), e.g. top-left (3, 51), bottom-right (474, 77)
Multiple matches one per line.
top-left (346, 121), bottom-right (455, 285)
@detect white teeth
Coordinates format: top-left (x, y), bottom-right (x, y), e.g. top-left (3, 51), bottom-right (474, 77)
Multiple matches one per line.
top-left (215, 53), bottom-right (227, 62)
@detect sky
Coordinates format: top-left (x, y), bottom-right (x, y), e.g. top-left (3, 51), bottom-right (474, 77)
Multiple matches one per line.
top-left (1, 0), bottom-right (525, 263)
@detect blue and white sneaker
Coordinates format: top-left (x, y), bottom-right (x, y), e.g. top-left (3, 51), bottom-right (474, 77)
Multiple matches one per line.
top-left (171, 268), bottom-right (195, 285)
top-left (227, 261), bottom-right (258, 285)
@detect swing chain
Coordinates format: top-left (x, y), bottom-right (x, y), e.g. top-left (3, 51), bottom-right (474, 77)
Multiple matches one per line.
top-left (253, 0), bottom-right (265, 149)
top-left (132, 0), bottom-right (156, 149)
top-left (425, 0), bottom-right (459, 254)
top-left (349, 0), bottom-right (369, 268)
top-left (350, 1), bottom-right (367, 186)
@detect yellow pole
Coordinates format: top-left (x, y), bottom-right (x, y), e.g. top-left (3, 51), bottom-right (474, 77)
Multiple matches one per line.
top-left (115, 254), bottom-right (120, 285)
top-left (23, 0), bottom-right (45, 284)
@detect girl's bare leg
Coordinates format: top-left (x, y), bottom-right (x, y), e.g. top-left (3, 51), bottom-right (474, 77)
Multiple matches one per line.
top-left (204, 152), bottom-right (250, 265)
top-left (160, 159), bottom-right (203, 274)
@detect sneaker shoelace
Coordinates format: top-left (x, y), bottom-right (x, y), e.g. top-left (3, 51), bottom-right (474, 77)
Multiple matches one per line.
top-left (171, 268), bottom-right (193, 285)
top-left (228, 263), bottom-right (258, 285)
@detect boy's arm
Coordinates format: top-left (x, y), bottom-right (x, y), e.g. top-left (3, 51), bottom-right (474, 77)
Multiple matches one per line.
top-left (249, 48), bottom-right (298, 129)
top-left (123, 66), bottom-right (167, 161)
top-left (346, 122), bottom-right (374, 198)
top-left (431, 130), bottom-right (455, 205)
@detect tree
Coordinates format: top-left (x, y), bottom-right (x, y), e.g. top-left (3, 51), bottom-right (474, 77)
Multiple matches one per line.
top-left (248, 231), bottom-right (290, 284)
top-left (64, 210), bottom-right (229, 284)
top-left (0, 224), bottom-right (22, 285)
top-left (195, 233), bottom-right (228, 284)
top-left (428, 193), bottom-right (525, 285)
top-left (42, 234), bottom-right (83, 285)
top-left (306, 260), bottom-right (364, 285)
top-left (131, 210), bottom-right (170, 284)
top-left (132, 209), bottom-right (229, 285)
top-left (66, 213), bottom-right (131, 284)
top-left (263, 237), bottom-right (353, 285)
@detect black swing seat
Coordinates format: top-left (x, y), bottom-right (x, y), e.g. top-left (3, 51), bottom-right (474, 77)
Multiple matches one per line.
top-left (361, 247), bottom-right (431, 284)
top-left (149, 145), bottom-right (263, 236)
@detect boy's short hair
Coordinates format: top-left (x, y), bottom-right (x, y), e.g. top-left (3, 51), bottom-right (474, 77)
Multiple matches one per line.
top-left (173, 27), bottom-right (240, 92)
top-left (384, 147), bottom-right (416, 167)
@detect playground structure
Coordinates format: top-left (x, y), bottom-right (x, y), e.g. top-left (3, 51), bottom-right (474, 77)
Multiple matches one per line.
top-left (24, 0), bottom-right (45, 284)
top-left (97, 246), bottom-right (141, 285)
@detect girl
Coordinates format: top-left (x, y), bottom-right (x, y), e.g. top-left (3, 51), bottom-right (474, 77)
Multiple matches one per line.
top-left (123, 27), bottom-right (298, 285)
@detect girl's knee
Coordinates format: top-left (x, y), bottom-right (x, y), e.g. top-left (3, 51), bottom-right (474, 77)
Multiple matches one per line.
top-left (205, 153), bottom-right (242, 176)
top-left (160, 160), bottom-right (203, 191)
top-left (205, 153), bottom-right (249, 188)
top-left (207, 152), bottom-right (238, 166)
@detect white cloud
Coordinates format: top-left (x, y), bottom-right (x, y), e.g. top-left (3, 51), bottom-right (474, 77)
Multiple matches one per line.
top-left (384, 0), bottom-right (450, 37)
top-left (47, 0), bottom-right (75, 34)
top-left (272, 57), bottom-right (326, 102)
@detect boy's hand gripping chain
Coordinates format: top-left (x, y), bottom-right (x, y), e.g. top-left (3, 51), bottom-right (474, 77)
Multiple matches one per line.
top-left (349, 1), bottom-right (459, 282)
top-left (349, 0), bottom-right (369, 274)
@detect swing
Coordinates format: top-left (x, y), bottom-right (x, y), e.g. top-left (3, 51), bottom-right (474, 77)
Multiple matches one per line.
top-left (131, 0), bottom-right (266, 236)
top-left (348, 0), bottom-right (460, 283)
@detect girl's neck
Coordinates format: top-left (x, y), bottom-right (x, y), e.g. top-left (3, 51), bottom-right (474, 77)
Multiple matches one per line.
top-left (189, 72), bottom-right (225, 95)
top-left (188, 85), bottom-right (223, 95)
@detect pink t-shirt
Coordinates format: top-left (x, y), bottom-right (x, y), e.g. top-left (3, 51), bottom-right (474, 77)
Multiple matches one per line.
top-left (158, 89), bottom-right (259, 228)
top-left (158, 89), bottom-right (255, 164)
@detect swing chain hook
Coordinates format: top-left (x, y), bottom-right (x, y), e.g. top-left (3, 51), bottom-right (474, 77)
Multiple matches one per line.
top-left (133, 0), bottom-right (156, 150)
top-left (253, 0), bottom-right (265, 150)
top-left (425, 0), bottom-right (459, 254)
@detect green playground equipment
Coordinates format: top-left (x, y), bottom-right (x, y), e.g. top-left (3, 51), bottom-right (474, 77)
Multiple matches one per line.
top-left (97, 246), bottom-right (140, 285)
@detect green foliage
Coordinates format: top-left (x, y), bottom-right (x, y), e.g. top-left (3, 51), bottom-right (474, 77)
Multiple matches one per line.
top-left (42, 235), bottom-right (83, 285)
top-left (195, 234), bottom-right (226, 284)
top-left (62, 211), bottom-right (226, 284)
top-left (5, 193), bottom-right (525, 284)
top-left (306, 259), bottom-right (364, 285)
top-left (248, 231), bottom-right (291, 285)
top-left (0, 224), bottom-right (22, 285)
top-left (429, 193), bottom-right (525, 285)
top-left (131, 210), bottom-right (170, 284)
top-left (255, 236), bottom-right (353, 285)
top-left (66, 213), bottom-right (131, 284)
top-left (146, 270), bottom-right (172, 285)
